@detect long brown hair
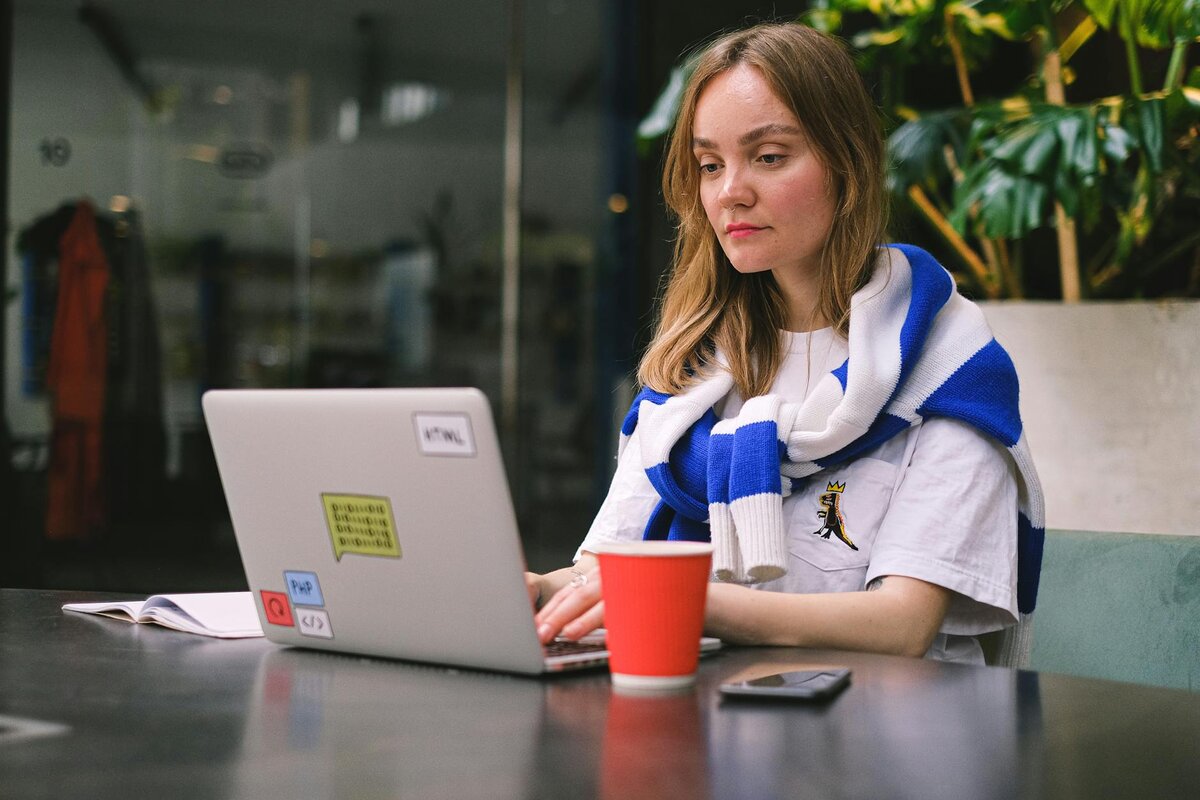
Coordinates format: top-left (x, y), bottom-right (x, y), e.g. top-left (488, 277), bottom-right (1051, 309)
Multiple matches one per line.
top-left (638, 23), bottom-right (888, 397)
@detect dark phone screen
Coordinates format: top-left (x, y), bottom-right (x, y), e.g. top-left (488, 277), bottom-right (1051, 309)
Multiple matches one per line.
top-left (744, 670), bottom-right (847, 690)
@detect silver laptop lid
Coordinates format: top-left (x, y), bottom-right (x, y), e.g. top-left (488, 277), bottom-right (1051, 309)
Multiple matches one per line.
top-left (202, 387), bottom-right (554, 674)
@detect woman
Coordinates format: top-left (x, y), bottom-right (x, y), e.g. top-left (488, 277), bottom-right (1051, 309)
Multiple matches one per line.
top-left (528, 22), bottom-right (1043, 664)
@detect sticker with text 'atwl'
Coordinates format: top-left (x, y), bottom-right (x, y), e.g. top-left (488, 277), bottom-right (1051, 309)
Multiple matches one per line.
top-left (413, 413), bottom-right (476, 456)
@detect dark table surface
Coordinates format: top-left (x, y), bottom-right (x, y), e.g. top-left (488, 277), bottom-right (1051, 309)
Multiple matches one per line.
top-left (2, 588), bottom-right (1198, 799)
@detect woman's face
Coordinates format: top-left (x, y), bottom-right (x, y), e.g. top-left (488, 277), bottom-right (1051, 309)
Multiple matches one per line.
top-left (692, 63), bottom-right (836, 298)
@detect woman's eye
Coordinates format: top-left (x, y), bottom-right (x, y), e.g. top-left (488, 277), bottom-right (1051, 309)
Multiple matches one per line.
top-left (699, 162), bottom-right (720, 174)
top-left (760, 153), bottom-right (785, 165)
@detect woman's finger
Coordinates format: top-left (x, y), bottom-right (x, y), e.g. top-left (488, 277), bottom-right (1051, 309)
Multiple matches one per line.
top-left (560, 599), bottom-right (605, 641)
top-left (535, 567), bottom-right (602, 643)
top-left (537, 577), bottom-right (601, 638)
top-left (524, 572), bottom-right (543, 609)
top-left (536, 566), bottom-right (599, 621)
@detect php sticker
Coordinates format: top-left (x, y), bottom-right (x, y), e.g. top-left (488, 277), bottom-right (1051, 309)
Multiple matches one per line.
top-left (297, 608), bottom-right (334, 639)
top-left (261, 591), bottom-right (294, 627)
top-left (284, 571), bottom-right (325, 607)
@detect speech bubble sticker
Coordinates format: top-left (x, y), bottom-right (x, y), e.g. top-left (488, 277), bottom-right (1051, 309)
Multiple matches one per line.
top-left (321, 493), bottom-right (402, 562)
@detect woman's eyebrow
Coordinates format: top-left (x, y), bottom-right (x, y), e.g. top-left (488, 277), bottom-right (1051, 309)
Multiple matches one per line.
top-left (738, 123), bottom-right (803, 146)
top-left (692, 123), bottom-right (804, 151)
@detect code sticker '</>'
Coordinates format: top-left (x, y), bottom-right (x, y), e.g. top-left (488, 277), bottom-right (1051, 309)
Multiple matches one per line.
top-left (296, 608), bottom-right (334, 639)
top-left (321, 494), bottom-right (402, 561)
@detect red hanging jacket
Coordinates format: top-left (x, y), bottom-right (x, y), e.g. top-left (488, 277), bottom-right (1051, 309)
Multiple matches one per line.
top-left (45, 201), bottom-right (110, 541)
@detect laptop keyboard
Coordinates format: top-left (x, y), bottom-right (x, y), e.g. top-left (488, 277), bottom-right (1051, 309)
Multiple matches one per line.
top-left (543, 638), bottom-right (606, 657)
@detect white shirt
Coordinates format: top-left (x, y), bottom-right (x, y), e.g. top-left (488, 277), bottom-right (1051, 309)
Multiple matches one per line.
top-left (578, 329), bottom-right (1019, 664)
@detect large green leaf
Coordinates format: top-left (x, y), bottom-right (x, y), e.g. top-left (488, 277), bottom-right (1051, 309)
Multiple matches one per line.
top-left (801, 7), bottom-right (844, 34)
top-left (1055, 113), bottom-right (1090, 175)
top-left (636, 58), bottom-right (697, 147)
top-left (1082, 0), bottom-right (1200, 48)
top-left (946, 96), bottom-right (1165, 239)
top-left (1080, 0), bottom-right (1119, 29)
top-left (948, 0), bottom-right (1043, 40)
top-left (852, 27), bottom-right (909, 48)
top-left (1019, 126), bottom-right (1061, 176)
top-left (1100, 119), bottom-right (1135, 161)
top-left (1140, 0), bottom-right (1200, 44)
top-left (887, 111), bottom-right (966, 190)
top-left (970, 170), bottom-right (1050, 238)
top-left (1075, 112), bottom-right (1101, 173)
top-left (860, 0), bottom-right (939, 15)
top-left (1135, 97), bottom-right (1166, 171)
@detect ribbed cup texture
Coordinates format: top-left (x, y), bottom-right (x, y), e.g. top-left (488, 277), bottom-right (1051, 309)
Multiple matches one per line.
top-left (598, 547), bottom-right (712, 678)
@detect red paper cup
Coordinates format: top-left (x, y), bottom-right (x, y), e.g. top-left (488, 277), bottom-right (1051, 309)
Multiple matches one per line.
top-left (595, 541), bottom-right (713, 692)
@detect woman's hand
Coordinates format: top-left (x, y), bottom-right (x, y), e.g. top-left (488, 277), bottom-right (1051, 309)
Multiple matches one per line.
top-left (525, 572), bottom-right (547, 610)
top-left (533, 564), bottom-right (604, 644)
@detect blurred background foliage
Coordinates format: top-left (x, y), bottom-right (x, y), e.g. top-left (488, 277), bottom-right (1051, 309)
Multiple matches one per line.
top-left (640, 0), bottom-right (1200, 301)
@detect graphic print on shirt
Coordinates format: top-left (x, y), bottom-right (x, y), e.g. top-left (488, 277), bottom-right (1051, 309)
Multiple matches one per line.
top-left (812, 481), bottom-right (859, 551)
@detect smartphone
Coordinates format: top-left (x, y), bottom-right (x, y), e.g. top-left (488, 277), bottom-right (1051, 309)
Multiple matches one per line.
top-left (719, 668), bottom-right (851, 701)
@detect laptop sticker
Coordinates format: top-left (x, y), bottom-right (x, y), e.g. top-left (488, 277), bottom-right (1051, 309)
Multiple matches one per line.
top-left (296, 608), bottom-right (334, 639)
top-left (321, 494), bottom-right (402, 561)
top-left (261, 590), bottom-right (294, 627)
top-left (412, 412), bottom-right (476, 457)
top-left (284, 570), bottom-right (325, 607)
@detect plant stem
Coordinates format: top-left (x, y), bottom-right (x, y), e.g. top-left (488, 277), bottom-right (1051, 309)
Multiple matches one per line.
top-left (906, 186), bottom-right (996, 297)
top-left (1059, 16), bottom-right (1098, 64)
top-left (1036, 0), bottom-right (1082, 301)
top-left (1164, 38), bottom-right (1188, 90)
top-left (1042, 51), bottom-right (1082, 300)
top-left (1053, 205), bottom-right (1083, 301)
top-left (1120, 7), bottom-right (1144, 95)
top-left (945, 8), bottom-right (975, 107)
top-left (1036, 0), bottom-right (1059, 49)
top-left (1140, 228), bottom-right (1200, 277)
top-left (996, 237), bottom-right (1022, 299)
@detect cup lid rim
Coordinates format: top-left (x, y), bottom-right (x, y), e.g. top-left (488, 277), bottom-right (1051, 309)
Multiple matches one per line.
top-left (590, 541), bottom-right (714, 556)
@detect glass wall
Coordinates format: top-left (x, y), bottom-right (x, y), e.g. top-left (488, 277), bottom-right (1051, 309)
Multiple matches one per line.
top-left (4, 0), bottom-right (619, 587)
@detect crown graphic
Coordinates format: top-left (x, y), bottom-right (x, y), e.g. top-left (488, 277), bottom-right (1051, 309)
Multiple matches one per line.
top-left (826, 481), bottom-right (846, 493)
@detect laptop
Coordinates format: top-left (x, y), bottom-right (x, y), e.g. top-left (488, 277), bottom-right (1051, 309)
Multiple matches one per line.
top-left (202, 387), bottom-right (719, 675)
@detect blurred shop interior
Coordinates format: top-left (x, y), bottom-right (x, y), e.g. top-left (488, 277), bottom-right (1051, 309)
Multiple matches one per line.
top-left (5, 0), bottom-right (843, 592)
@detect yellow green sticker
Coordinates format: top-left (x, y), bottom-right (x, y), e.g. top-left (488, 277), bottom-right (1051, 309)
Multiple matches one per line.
top-left (321, 494), bottom-right (402, 561)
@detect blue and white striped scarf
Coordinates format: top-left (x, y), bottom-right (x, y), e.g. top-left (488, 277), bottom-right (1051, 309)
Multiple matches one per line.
top-left (620, 244), bottom-right (1045, 616)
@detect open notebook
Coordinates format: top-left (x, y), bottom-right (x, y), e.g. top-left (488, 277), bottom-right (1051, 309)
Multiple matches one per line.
top-left (63, 592), bottom-right (263, 639)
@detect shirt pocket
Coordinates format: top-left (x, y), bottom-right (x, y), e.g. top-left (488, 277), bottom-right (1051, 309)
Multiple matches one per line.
top-left (785, 457), bottom-right (901, 574)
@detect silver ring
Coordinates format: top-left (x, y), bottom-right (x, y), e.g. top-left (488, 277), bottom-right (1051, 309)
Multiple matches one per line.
top-left (569, 570), bottom-right (589, 589)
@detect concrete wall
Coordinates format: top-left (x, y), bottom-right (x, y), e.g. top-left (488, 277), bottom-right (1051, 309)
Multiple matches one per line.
top-left (981, 301), bottom-right (1200, 537)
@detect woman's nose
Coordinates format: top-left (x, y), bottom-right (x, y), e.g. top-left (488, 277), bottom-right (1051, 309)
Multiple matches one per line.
top-left (719, 166), bottom-right (754, 209)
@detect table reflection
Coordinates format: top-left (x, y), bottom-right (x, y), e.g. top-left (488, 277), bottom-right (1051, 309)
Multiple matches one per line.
top-left (234, 649), bottom-right (547, 799)
top-left (706, 656), bottom-right (1045, 800)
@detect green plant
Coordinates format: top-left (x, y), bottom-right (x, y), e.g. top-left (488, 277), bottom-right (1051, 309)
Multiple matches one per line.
top-left (639, 1), bottom-right (1200, 300)
top-left (830, 0), bottom-right (1200, 299)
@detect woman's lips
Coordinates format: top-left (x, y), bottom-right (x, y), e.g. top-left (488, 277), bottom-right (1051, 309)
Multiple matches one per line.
top-left (726, 224), bottom-right (764, 239)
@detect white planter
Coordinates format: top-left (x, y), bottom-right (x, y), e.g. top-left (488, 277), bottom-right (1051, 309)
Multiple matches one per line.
top-left (981, 300), bottom-right (1200, 537)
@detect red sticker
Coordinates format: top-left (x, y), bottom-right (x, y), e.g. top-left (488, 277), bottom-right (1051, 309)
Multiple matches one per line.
top-left (261, 590), bottom-right (294, 627)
